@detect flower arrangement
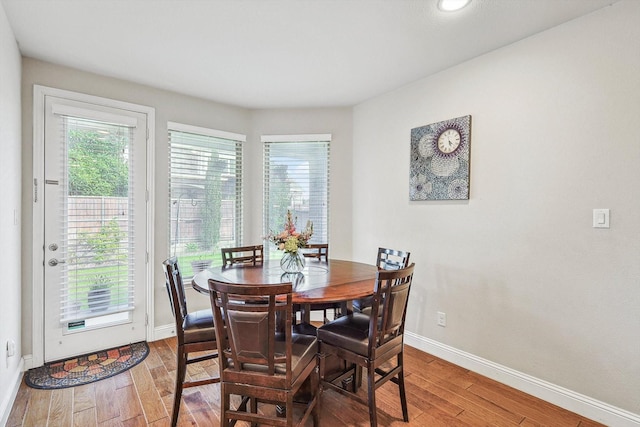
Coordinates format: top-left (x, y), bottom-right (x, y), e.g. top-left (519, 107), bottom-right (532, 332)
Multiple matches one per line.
top-left (266, 210), bottom-right (313, 254)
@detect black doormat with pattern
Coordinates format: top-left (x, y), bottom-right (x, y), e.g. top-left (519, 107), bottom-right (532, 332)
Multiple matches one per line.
top-left (25, 341), bottom-right (149, 389)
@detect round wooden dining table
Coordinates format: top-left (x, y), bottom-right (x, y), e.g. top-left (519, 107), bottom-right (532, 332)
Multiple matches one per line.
top-left (191, 258), bottom-right (378, 323)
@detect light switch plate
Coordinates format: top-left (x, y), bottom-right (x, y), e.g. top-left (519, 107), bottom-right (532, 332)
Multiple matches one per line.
top-left (593, 209), bottom-right (610, 228)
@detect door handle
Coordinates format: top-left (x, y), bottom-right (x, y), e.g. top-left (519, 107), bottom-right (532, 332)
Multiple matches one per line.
top-left (48, 258), bottom-right (67, 267)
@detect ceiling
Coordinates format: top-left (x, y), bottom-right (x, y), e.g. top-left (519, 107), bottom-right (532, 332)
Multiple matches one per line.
top-left (1, 0), bottom-right (619, 109)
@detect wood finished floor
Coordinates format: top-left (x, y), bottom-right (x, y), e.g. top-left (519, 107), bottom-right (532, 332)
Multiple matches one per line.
top-left (7, 337), bottom-right (605, 427)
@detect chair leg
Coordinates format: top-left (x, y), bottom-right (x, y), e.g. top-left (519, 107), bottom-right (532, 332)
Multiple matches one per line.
top-left (221, 383), bottom-right (231, 427)
top-left (172, 348), bottom-right (187, 427)
top-left (367, 364), bottom-right (378, 427)
top-left (318, 352), bottom-right (326, 390)
top-left (398, 353), bottom-right (409, 422)
top-left (312, 366), bottom-right (320, 426)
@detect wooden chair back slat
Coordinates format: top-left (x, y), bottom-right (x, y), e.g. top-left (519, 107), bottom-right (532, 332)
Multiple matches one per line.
top-left (221, 244), bottom-right (264, 267)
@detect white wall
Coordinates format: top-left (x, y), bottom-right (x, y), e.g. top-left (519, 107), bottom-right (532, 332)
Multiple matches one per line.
top-left (352, 0), bottom-right (639, 418)
top-left (0, 1), bottom-right (23, 423)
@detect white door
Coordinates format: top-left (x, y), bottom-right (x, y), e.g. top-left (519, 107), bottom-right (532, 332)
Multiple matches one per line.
top-left (42, 95), bottom-right (148, 362)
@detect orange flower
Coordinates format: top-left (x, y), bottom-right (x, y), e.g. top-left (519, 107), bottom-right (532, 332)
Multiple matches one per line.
top-left (265, 210), bottom-right (313, 253)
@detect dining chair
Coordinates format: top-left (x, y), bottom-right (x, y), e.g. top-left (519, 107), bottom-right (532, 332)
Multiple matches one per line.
top-left (208, 278), bottom-right (320, 427)
top-left (302, 243), bottom-right (329, 261)
top-left (162, 257), bottom-right (219, 427)
top-left (318, 263), bottom-right (415, 427)
top-left (298, 243), bottom-right (338, 324)
top-left (221, 244), bottom-right (264, 267)
top-left (352, 247), bottom-right (411, 314)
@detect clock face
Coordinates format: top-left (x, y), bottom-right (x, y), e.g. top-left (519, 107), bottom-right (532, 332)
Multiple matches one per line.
top-left (437, 128), bottom-right (461, 154)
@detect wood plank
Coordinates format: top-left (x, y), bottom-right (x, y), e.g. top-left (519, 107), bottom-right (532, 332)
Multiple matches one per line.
top-left (467, 380), bottom-right (583, 426)
top-left (22, 388), bottom-right (51, 427)
top-left (175, 404), bottom-right (197, 427)
top-left (374, 381), bottom-right (422, 423)
top-left (115, 385), bottom-right (143, 422)
top-left (412, 405), bottom-right (474, 426)
top-left (152, 339), bottom-right (177, 373)
top-left (113, 370), bottom-right (133, 389)
top-left (148, 365), bottom-right (174, 398)
top-left (402, 374), bottom-right (464, 418)
top-left (48, 387), bottom-right (73, 427)
top-left (578, 419), bottom-right (608, 427)
top-left (404, 344), bottom-right (437, 366)
top-left (146, 418), bottom-right (171, 427)
top-left (183, 389), bottom-right (220, 426)
top-left (129, 360), bottom-right (168, 423)
top-left (456, 409), bottom-right (507, 427)
top-left (97, 417), bottom-right (124, 427)
top-left (6, 380), bottom-right (30, 427)
top-left (319, 389), bottom-right (370, 425)
top-left (142, 341), bottom-right (165, 370)
top-left (121, 414), bottom-right (148, 427)
top-left (405, 367), bottom-right (524, 426)
top-left (73, 407), bottom-right (97, 427)
top-left (417, 358), bottom-right (475, 390)
top-left (94, 376), bottom-right (120, 423)
top-left (73, 382), bottom-right (96, 413)
top-left (197, 381), bottom-right (222, 410)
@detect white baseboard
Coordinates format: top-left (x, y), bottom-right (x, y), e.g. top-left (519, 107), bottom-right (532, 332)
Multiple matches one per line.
top-left (0, 358), bottom-right (24, 427)
top-left (22, 354), bottom-right (33, 371)
top-left (404, 331), bottom-right (640, 427)
top-left (153, 323), bottom-right (176, 341)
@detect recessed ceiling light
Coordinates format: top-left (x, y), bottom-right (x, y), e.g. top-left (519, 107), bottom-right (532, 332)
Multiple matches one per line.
top-left (438, 0), bottom-right (471, 12)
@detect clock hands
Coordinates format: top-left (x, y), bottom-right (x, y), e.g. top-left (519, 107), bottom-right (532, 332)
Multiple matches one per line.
top-left (437, 129), bottom-right (461, 154)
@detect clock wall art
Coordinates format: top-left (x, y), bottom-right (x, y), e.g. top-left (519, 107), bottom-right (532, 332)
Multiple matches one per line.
top-left (410, 115), bottom-right (471, 200)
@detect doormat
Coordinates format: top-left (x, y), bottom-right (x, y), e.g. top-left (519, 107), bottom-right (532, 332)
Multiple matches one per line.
top-left (25, 341), bottom-right (149, 389)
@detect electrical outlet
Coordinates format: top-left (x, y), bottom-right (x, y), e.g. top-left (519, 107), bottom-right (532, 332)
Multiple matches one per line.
top-left (7, 340), bottom-right (16, 357)
top-left (437, 311), bottom-right (446, 327)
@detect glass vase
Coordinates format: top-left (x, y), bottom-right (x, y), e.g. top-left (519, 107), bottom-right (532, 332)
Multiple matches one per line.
top-left (280, 250), bottom-right (305, 274)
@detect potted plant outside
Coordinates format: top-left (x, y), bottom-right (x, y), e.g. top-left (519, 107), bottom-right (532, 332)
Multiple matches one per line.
top-left (88, 274), bottom-right (111, 312)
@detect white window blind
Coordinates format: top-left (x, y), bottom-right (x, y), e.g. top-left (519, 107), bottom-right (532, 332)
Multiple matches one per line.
top-left (262, 134), bottom-right (330, 258)
top-left (168, 123), bottom-right (244, 277)
top-left (58, 115), bottom-right (136, 322)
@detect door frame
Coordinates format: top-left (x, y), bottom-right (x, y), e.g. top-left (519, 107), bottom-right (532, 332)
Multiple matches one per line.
top-left (31, 85), bottom-right (156, 368)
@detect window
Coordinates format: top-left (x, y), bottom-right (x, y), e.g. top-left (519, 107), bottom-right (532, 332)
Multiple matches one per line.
top-left (57, 113), bottom-right (139, 322)
top-left (262, 134), bottom-right (330, 258)
top-left (168, 122), bottom-right (244, 277)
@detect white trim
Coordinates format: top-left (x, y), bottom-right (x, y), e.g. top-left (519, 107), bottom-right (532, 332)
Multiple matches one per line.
top-left (404, 332), bottom-right (640, 427)
top-left (154, 323), bottom-right (176, 341)
top-left (32, 85), bottom-right (46, 368)
top-left (51, 103), bottom-right (138, 127)
top-left (0, 358), bottom-right (23, 427)
top-left (22, 354), bottom-right (33, 371)
top-left (145, 109), bottom-right (156, 345)
top-left (261, 133), bottom-right (332, 143)
top-left (32, 84), bottom-right (156, 368)
top-left (168, 121), bottom-right (246, 142)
